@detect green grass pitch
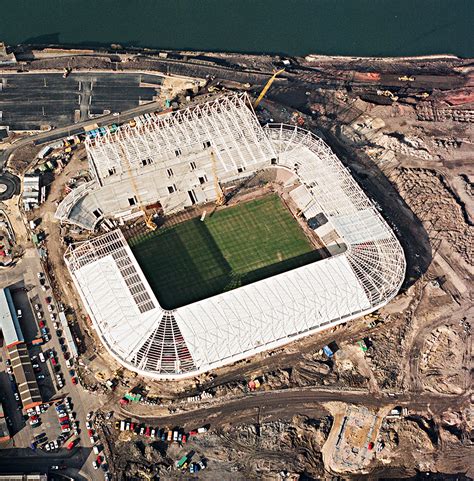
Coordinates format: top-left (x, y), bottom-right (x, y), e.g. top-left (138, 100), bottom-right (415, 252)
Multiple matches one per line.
top-left (129, 194), bottom-right (322, 310)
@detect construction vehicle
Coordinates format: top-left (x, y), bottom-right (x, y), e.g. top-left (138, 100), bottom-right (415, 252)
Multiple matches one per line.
top-left (398, 75), bottom-right (415, 82)
top-left (253, 69), bottom-right (285, 108)
top-left (210, 151), bottom-right (225, 206)
top-left (376, 89), bottom-right (399, 102)
top-left (119, 145), bottom-right (156, 230)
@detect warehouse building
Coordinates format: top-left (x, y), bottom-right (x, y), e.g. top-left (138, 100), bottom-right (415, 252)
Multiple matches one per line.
top-left (0, 288), bottom-right (42, 410)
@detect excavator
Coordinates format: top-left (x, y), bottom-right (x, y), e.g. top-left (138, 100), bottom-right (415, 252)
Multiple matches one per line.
top-left (253, 69), bottom-right (285, 109)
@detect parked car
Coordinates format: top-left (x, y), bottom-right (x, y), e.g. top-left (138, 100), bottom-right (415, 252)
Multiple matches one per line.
top-left (39, 352), bottom-right (45, 363)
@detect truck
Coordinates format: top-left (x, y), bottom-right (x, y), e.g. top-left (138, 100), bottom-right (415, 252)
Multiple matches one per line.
top-left (176, 455), bottom-right (188, 469)
top-left (31, 337), bottom-right (44, 346)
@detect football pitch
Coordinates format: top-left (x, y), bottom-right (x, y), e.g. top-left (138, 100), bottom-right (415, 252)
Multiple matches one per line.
top-left (129, 194), bottom-right (322, 309)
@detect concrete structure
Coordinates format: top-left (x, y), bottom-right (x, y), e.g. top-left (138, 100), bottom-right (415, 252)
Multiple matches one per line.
top-left (0, 288), bottom-right (42, 410)
top-left (60, 94), bottom-right (406, 380)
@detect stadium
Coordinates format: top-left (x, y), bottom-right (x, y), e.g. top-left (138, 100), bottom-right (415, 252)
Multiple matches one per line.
top-left (56, 93), bottom-right (406, 380)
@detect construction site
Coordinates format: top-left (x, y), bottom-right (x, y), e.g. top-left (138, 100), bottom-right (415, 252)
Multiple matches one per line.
top-left (0, 46), bottom-right (472, 480)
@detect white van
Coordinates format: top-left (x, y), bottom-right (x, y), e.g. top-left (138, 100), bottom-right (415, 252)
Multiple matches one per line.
top-left (39, 352), bottom-right (46, 363)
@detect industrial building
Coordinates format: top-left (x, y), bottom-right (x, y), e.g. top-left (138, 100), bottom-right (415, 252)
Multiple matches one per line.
top-left (59, 93), bottom-right (406, 379)
top-left (0, 288), bottom-right (42, 410)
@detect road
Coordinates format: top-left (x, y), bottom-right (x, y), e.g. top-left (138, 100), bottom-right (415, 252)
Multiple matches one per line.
top-left (0, 98), bottom-right (170, 172)
top-left (128, 387), bottom-right (469, 429)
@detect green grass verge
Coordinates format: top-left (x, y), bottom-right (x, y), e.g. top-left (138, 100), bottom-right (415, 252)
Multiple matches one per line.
top-left (129, 194), bottom-right (322, 309)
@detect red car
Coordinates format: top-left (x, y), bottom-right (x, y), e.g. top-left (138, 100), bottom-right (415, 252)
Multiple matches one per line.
top-left (39, 320), bottom-right (45, 328)
top-left (182, 434), bottom-right (187, 444)
top-left (129, 423), bottom-right (135, 431)
top-left (96, 455), bottom-right (102, 465)
top-left (145, 426), bottom-right (151, 437)
top-left (87, 429), bottom-right (93, 437)
top-left (51, 358), bottom-right (57, 366)
top-left (71, 377), bottom-right (78, 385)
top-left (58, 416), bottom-right (69, 423)
top-left (189, 430), bottom-right (198, 436)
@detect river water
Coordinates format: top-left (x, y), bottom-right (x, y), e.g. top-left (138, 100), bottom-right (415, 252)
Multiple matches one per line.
top-left (0, 0), bottom-right (473, 57)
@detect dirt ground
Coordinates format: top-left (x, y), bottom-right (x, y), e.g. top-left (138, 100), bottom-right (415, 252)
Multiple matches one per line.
top-left (4, 54), bottom-right (473, 479)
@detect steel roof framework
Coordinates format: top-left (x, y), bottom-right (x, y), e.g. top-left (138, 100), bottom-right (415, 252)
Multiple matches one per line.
top-left (63, 95), bottom-right (405, 379)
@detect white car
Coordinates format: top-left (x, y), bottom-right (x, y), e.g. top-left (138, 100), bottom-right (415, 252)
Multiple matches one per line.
top-left (37, 272), bottom-right (43, 279)
top-left (53, 322), bottom-right (59, 330)
top-left (89, 436), bottom-right (95, 444)
top-left (34, 303), bottom-right (41, 311)
top-left (36, 312), bottom-right (42, 319)
top-left (39, 352), bottom-right (45, 363)
top-left (92, 461), bottom-right (98, 470)
top-left (41, 285), bottom-right (47, 292)
top-left (50, 312), bottom-right (56, 321)
top-left (47, 304), bottom-right (53, 312)
top-left (86, 411), bottom-right (94, 421)
top-left (85, 421), bottom-right (92, 429)
top-left (66, 359), bottom-right (73, 368)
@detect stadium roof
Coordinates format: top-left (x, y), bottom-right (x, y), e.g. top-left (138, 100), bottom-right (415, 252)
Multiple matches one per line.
top-left (63, 94), bottom-right (405, 379)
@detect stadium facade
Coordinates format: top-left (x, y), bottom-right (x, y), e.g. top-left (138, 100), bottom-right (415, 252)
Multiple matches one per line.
top-left (57, 93), bottom-right (406, 379)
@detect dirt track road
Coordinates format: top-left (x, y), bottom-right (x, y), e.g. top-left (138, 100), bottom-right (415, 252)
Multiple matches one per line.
top-left (126, 387), bottom-right (469, 429)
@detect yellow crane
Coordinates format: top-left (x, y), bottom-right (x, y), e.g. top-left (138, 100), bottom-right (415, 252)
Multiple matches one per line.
top-left (253, 69), bottom-right (285, 109)
top-left (119, 145), bottom-right (156, 230)
top-left (210, 151), bottom-right (225, 206)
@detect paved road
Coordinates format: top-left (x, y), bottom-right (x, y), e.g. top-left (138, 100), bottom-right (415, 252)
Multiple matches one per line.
top-left (0, 98), bottom-right (169, 172)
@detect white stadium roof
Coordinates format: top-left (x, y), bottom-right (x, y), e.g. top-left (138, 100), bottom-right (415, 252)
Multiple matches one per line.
top-left (63, 94), bottom-right (405, 379)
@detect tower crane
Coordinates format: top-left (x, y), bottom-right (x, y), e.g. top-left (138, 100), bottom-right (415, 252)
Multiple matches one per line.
top-left (253, 69), bottom-right (285, 109)
top-left (119, 144), bottom-right (157, 231)
top-left (210, 150), bottom-right (225, 206)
